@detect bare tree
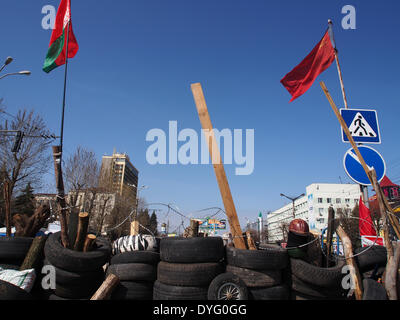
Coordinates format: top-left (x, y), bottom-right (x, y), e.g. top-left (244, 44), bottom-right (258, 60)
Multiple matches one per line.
top-left (0, 109), bottom-right (52, 234)
top-left (279, 221), bottom-right (290, 242)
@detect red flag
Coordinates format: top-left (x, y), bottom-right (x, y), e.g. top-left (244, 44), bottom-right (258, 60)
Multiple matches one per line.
top-left (359, 196), bottom-right (376, 236)
top-left (43, 0), bottom-right (79, 73)
top-left (281, 30), bottom-right (335, 102)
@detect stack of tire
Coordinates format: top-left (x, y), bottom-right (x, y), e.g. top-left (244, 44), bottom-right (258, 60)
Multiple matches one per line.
top-left (289, 257), bottom-right (347, 300)
top-left (43, 232), bottom-right (111, 300)
top-left (108, 250), bottom-right (160, 300)
top-left (154, 237), bottom-right (225, 300)
top-left (225, 245), bottom-right (290, 300)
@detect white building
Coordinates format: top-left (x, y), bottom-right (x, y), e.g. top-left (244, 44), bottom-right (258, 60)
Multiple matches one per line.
top-left (267, 183), bottom-right (362, 242)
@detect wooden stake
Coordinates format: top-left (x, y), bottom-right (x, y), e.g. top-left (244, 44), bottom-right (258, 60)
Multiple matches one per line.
top-left (368, 170), bottom-right (397, 300)
top-left (20, 236), bottom-right (47, 271)
top-left (191, 83), bottom-right (246, 249)
top-left (336, 225), bottom-right (363, 300)
top-left (73, 212), bottom-right (89, 251)
top-left (246, 231), bottom-right (257, 250)
top-left (188, 219), bottom-right (199, 237)
top-left (68, 207), bottom-right (80, 247)
top-left (52, 145), bottom-right (69, 248)
top-left (83, 234), bottom-right (97, 252)
top-left (90, 274), bottom-right (120, 300)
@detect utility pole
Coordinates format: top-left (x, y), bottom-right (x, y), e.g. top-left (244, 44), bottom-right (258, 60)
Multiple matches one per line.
top-left (280, 193), bottom-right (305, 218)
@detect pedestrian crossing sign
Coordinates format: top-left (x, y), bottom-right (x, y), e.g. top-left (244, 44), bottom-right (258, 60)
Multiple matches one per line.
top-left (340, 108), bottom-right (381, 144)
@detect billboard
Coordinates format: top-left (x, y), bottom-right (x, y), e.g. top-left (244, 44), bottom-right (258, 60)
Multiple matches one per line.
top-left (198, 218), bottom-right (226, 230)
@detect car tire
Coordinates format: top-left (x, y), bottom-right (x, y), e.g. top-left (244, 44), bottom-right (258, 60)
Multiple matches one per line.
top-left (226, 265), bottom-right (282, 288)
top-left (0, 237), bottom-right (33, 261)
top-left (153, 280), bottom-right (208, 300)
top-left (110, 251), bottom-right (160, 265)
top-left (207, 272), bottom-right (248, 300)
top-left (248, 285), bottom-right (290, 300)
top-left (111, 281), bottom-right (154, 300)
top-left (157, 261), bottom-right (224, 287)
top-left (291, 275), bottom-right (346, 299)
top-left (0, 279), bottom-right (33, 300)
top-left (354, 246), bottom-right (387, 272)
top-left (226, 246), bottom-right (288, 270)
top-left (160, 237), bottom-right (224, 263)
top-left (289, 258), bottom-right (345, 288)
top-left (107, 263), bottom-right (157, 282)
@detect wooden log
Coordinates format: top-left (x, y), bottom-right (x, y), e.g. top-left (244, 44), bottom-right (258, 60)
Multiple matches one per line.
top-left (73, 212), bottom-right (89, 251)
top-left (130, 220), bottom-right (139, 236)
top-left (336, 225), bottom-right (363, 300)
top-left (191, 83), bottom-right (246, 249)
top-left (83, 234), bottom-right (97, 252)
top-left (246, 231), bottom-right (257, 250)
top-left (52, 146), bottom-right (70, 248)
top-left (20, 236), bottom-right (47, 271)
top-left (90, 274), bottom-right (120, 300)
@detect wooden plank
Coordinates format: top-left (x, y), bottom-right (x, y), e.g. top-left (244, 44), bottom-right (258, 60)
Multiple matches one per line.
top-left (191, 83), bottom-right (246, 249)
top-left (325, 206), bottom-right (335, 267)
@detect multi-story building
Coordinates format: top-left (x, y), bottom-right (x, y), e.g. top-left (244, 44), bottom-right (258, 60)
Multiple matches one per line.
top-left (267, 183), bottom-right (362, 242)
top-left (100, 151), bottom-right (139, 199)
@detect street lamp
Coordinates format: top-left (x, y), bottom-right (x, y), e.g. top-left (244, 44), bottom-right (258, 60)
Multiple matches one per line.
top-left (0, 56), bottom-right (31, 80)
top-left (280, 193), bottom-right (305, 218)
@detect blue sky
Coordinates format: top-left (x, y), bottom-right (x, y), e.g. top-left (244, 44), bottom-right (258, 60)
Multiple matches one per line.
top-left (1, 0), bottom-right (400, 230)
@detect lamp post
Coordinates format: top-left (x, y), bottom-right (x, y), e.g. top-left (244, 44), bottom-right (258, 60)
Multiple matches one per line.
top-left (0, 57), bottom-right (31, 80)
top-left (280, 193), bottom-right (305, 218)
top-left (127, 183), bottom-right (148, 235)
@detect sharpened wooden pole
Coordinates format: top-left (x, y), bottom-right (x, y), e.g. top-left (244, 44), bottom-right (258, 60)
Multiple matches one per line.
top-left (191, 83), bottom-right (246, 249)
top-left (74, 212), bottom-right (89, 251)
top-left (90, 274), bottom-right (120, 300)
top-left (83, 234), bottom-right (97, 252)
top-left (336, 225), bottom-right (363, 300)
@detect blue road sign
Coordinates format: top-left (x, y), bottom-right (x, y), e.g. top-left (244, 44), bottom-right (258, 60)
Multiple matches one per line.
top-left (341, 108), bottom-right (381, 144)
top-left (343, 146), bottom-right (386, 186)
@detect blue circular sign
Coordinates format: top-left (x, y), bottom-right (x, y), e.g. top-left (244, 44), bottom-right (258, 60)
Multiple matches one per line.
top-left (343, 146), bottom-right (386, 186)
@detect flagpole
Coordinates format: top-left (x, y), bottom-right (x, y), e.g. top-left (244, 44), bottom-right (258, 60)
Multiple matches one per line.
top-left (60, 20), bottom-right (70, 153)
top-left (328, 19), bottom-right (349, 109)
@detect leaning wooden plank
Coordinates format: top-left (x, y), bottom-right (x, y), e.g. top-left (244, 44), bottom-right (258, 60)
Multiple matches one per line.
top-left (73, 212), bottom-right (89, 251)
top-left (20, 236), bottom-right (48, 271)
top-left (90, 274), bottom-right (120, 300)
top-left (336, 225), bottom-right (363, 300)
top-left (191, 83), bottom-right (246, 249)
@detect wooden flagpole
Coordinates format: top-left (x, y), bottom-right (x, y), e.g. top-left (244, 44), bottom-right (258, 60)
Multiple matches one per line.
top-left (191, 83), bottom-right (246, 249)
top-left (328, 19), bottom-right (349, 109)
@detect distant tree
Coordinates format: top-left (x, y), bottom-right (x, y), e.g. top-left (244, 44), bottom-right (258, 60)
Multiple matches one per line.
top-left (137, 208), bottom-right (151, 234)
top-left (149, 210), bottom-right (158, 236)
top-left (13, 182), bottom-right (35, 216)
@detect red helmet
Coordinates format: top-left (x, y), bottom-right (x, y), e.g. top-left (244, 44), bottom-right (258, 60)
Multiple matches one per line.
top-left (289, 219), bottom-right (309, 235)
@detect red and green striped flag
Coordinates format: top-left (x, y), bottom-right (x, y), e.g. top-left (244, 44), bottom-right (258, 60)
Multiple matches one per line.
top-left (43, 0), bottom-right (79, 73)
